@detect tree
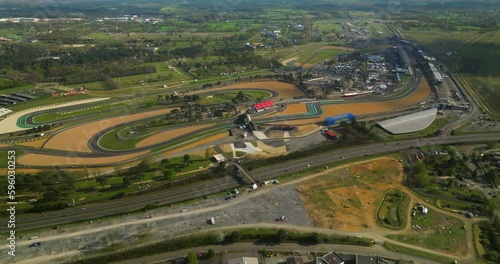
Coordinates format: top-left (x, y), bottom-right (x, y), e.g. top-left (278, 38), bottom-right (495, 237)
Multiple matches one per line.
top-left (485, 250), bottom-right (499, 262)
top-left (229, 231), bottom-right (241, 243)
top-left (96, 177), bottom-right (108, 188)
top-left (122, 176), bottom-right (131, 187)
top-left (160, 158), bottom-right (171, 168)
top-left (184, 252), bottom-right (198, 264)
top-left (205, 249), bottom-right (215, 259)
top-left (183, 154), bottom-right (191, 166)
top-left (277, 229), bottom-right (288, 243)
top-left (163, 169), bottom-right (176, 180)
top-left (137, 158), bottom-right (151, 172)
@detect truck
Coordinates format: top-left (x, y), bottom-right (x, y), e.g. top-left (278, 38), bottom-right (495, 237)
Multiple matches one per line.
top-left (325, 130), bottom-right (337, 139)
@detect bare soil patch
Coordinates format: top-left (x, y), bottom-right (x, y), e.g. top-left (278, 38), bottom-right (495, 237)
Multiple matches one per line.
top-left (249, 141), bottom-right (287, 157)
top-left (43, 108), bottom-right (173, 153)
top-left (321, 45), bottom-right (356, 51)
top-left (299, 157), bottom-right (404, 231)
top-left (135, 124), bottom-right (214, 148)
top-left (18, 151), bottom-right (149, 166)
top-left (194, 81), bottom-right (305, 99)
top-left (289, 125), bottom-right (320, 137)
top-left (263, 103), bottom-right (308, 119)
top-left (281, 56), bottom-right (299, 66)
top-left (16, 138), bottom-right (49, 148)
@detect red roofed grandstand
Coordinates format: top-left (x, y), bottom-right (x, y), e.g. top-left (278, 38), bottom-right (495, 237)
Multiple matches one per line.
top-left (252, 100), bottom-right (276, 112)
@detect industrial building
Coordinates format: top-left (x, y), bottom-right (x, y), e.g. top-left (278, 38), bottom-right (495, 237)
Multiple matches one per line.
top-left (377, 108), bottom-right (438, 134)
top-left (324, 113), bottom-right (355, 126)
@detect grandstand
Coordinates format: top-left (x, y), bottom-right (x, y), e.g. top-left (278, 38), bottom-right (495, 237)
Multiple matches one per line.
top-left (377, 108), bottom-right (438, 134)
top-left (429, 63), bottom-right (443, 83)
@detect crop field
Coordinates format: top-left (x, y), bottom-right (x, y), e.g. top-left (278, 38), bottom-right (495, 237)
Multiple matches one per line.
top-left (298, 157), bottom-right (404, 231)
top-left (387, 205), bottom-right (467, 254)
top-left (402, 28), bottom-right (480, 55)
top-left (455, 31), bottom-right (500, 116)
top-left (377, 189), bottom-right (410, 229)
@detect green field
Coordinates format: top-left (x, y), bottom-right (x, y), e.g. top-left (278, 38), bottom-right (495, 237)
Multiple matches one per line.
top-left (296, 48), bottom-right (345, 65)
top-left (384, 242), bottom-right (454, 263)
top-left (387, 204), bottom-right (467, 253)
top-left (32, 97), bottom-right (156, 123)
top-left (198, 90), bottom-right (272, 104)
top-left (402, 27), bottom-right (500, 116)
top-left (8, 94), bottom-right (93, 112)
top-left (377, 189), bottom-right (410, 229)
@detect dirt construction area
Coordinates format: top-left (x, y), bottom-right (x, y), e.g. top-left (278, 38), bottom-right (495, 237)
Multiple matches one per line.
top-left (43, 108), bottom-right (174, 153)
top-left (298, 157), bottom-right (404, 231)
top-left (194, 81), bottom-right (305, 99)
top-left (18, 150), bottom-right (150, 166)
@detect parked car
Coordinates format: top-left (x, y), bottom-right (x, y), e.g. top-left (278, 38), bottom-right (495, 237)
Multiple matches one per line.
top-left (29, 242), bottom-right (41, 248)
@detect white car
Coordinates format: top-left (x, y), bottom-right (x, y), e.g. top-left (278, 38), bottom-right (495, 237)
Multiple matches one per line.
top-left (306, 164), bottom-right (311, 167)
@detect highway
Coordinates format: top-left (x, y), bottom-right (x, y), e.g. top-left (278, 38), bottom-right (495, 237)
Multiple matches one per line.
top-left (6, 133), bottom-right (500, 232)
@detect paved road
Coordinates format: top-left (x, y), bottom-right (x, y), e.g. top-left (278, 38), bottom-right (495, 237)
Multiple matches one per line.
top-left (114, 242), bottom-right (441, 264)
top-left (5, 133), bottom-right (500, 232)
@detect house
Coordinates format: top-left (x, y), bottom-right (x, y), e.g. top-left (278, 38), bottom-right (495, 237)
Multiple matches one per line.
top-left (317, 252), bottom-right (344, 264)
top-left (287, 257), bottom-right (304, 264)
top-left (228, 257), bottom-right (259, 264)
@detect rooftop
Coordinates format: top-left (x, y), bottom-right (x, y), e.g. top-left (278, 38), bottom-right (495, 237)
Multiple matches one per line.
top-left (253, 100), bottom-right (275, 110)
top-left (377, 108), bottom-right (438, 134)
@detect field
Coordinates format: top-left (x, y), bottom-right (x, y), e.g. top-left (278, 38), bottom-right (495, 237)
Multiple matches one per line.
top-left (198, 90), bottom-right (272, 104)
top-left (298, 157), bottom-right (405, 231)
top-left (387, 204), bottom-right (467, 254)
top-left (199, 81), bottom-right (305, 99)
top-left (295, 47), bottom-right (348, 65)
top-left (43, 108), bottom-right (174, 152)
top-left (32, 97), bottom-right (156, 123)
